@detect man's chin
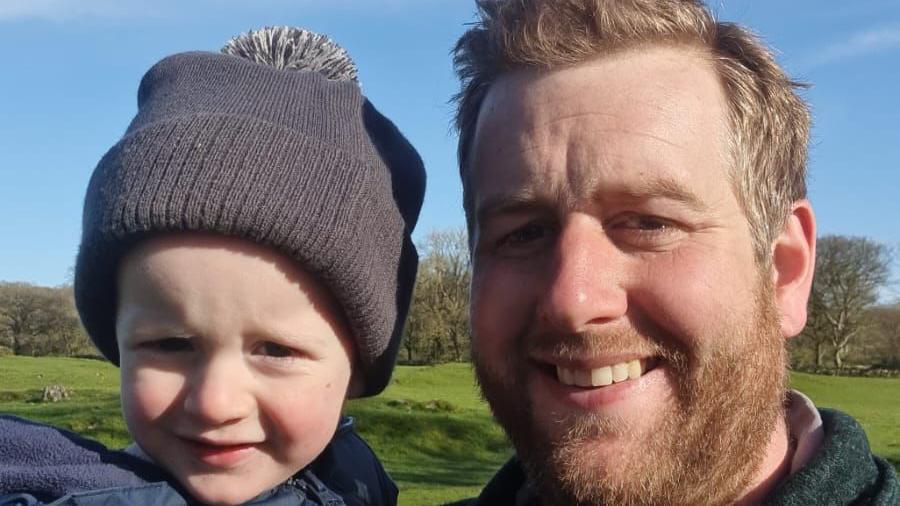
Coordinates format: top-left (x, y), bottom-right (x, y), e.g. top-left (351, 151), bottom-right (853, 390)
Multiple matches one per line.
top-left (477, 368), bottom-right (660, 504)
top-left (508, 402), bottom-right (678, 506)
top-left (529, 438), bottom-right (656, 506)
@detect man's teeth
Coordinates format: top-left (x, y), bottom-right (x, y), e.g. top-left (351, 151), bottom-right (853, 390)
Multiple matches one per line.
top-left (556, 359), bottom-right (644, 387)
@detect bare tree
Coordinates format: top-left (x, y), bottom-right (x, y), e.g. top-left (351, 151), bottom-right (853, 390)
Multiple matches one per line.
top-left (401, 228), bottom-right (471, 363)
top-left (806, 236), bottom-right (891, 368)
top-left (795, 314), bottom-right (830, 367)
top-left (401, 298), bottom-right (424, 363)
top-left (423, 229), bottom-right (471, 361)
top-left (866, 303), bottom-right (900, 368)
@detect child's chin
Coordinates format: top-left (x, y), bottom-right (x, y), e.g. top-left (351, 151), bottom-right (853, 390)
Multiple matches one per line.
top-left (183, 477), bottom-right (273, 506)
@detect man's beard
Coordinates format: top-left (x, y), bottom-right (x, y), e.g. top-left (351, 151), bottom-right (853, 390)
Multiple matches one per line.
top-left (473, 280), bottom-right (787, 506)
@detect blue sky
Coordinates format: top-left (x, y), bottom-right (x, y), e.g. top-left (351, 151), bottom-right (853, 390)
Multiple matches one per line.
top-left (1, 0), bottom-right (898, 301)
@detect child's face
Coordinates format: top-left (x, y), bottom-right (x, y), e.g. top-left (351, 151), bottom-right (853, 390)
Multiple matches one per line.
top-left (115, 234), bottom-right (355, 505)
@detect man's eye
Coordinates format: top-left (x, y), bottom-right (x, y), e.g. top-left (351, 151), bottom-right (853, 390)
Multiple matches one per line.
top-left (255, 342), bottom-right (300, 359)
top-left (609, 214), bottom-right (684, 248)
top-left (499, 223), bottom-right (552, 248)
top-left (144, 338), bottom-right (193, 352)
top-left (625, 215), bottom-right (672, 231)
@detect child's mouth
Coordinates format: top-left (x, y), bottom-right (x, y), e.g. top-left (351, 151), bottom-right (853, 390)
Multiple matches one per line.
top-left (182, 438), bottom-right (258, 468)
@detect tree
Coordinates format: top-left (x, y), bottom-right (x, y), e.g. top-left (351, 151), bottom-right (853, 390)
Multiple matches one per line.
top-left (0, 282), bottom-right (52, 354)
top-left (866, 303), bottom-right (900, 369)
top-left (401, 228), bottom-right (472, 364)
top-left (0, 282), bottom-right (90, 356)
top-left (805, 236), bottom-right (891, 368)
top-left (421, 228), bottom-right (471, 361)
top-left (48, 284), bottom-right (93, 356)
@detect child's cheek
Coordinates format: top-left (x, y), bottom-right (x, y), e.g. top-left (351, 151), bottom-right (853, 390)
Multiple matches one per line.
top-left (121, 364), bottom-right (187, 423)
top-left (264, 370), bottom-right (349, 466)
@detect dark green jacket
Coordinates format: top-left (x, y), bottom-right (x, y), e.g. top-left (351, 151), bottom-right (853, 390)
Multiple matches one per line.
top-left (453, 409), bottom-right (898, 505)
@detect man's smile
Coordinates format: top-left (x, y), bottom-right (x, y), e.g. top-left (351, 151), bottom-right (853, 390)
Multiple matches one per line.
top-left (529, 354), bottom-right (669, 410)
top-left (554, 357), bottom-right (659, 388)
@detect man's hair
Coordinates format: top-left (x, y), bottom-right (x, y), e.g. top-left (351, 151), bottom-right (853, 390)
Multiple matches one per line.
top-left (453, 0), bottom-right (810, 261)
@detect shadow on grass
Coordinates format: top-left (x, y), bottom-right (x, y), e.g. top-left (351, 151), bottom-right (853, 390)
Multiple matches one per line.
top-left (885, 457), bottom-right (899, 474)
top-left (387, 457), bottom-right (510, 489)
top-left (346, 399), bottom-right (511, 488)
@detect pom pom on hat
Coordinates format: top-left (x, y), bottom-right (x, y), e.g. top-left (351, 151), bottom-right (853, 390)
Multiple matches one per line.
top-left (222, 26), bottom-right (359, 83)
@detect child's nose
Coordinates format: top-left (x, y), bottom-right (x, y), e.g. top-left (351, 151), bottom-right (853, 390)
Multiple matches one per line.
top-left (183, 357), bottom-right (254, 425)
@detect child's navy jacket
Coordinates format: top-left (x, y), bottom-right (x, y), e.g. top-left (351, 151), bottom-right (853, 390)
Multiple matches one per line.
top-left (0, 415), bottom-right (397, 506)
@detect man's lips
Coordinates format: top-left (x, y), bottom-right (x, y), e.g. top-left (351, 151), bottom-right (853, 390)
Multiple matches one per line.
top-left (528, 354), bottom-right (664, 408)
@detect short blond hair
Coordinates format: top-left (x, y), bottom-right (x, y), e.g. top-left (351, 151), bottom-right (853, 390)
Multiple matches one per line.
top-left (453, 0), bottom-right (810, 261)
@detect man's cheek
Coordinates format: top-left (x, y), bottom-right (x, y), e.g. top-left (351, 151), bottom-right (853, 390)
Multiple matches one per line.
top-left (630, 276), bottom-right (737, 354)
top-left (471, 266), bottom-right (524, 328)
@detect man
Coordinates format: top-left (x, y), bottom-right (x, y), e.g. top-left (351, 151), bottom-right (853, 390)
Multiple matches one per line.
top-left (451, 1), bottom-right (898, 505)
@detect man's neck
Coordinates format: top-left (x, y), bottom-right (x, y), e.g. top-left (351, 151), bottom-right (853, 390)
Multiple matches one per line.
top-left (734, 410), bottom-right (793, 505)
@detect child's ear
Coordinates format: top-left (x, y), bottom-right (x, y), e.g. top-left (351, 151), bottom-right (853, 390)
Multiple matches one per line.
top-left (770, 200), bottom-right (816, 339)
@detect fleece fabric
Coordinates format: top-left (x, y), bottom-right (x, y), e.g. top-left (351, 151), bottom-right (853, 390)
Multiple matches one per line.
top-left (0, 415), bottom-right (396, 506)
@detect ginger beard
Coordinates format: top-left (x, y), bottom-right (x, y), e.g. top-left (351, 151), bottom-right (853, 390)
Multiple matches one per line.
top-left (473, 279), bottom-right (787, 506)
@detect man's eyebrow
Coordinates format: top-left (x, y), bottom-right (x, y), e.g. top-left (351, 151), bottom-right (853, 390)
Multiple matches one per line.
top-left (475, 176), bottom-right (709, 223)
top-left (475, 190), bottom-right (546, 225)
top-left (602, 176), bottom-right (709, 212)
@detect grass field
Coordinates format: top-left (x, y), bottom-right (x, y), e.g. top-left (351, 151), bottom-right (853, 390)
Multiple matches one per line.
top-left (1, 356), bottom-right (898, 505)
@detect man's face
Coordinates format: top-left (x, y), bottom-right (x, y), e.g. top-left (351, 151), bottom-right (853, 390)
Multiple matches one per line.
top-left (468, 47), bottom-right (787, 505)
top-left (116, 234), bottom-right (354, 505)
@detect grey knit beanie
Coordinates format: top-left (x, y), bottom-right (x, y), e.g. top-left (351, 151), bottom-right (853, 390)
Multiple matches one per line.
top-left (74, 27), bottom-right (425, 397)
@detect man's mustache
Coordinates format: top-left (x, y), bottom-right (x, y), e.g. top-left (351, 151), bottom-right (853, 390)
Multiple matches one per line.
top-left (522, 325), bottom-right (688, 368)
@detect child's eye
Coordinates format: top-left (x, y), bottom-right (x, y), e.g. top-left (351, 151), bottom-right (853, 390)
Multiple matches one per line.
top-left (254, 342), bottom-right (301, 359)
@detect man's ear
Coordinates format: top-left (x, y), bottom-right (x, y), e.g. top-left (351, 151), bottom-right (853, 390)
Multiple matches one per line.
top-left (770, 200), bottom-right (816, 338)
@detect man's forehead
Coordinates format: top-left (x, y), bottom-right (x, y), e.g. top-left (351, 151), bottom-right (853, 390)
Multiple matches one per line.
top-left (469, 46), bottom-right (729, 216)
top-left (475, 46), bottom-right (717, 126)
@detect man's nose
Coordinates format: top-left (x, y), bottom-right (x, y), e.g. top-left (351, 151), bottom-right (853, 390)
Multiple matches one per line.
top-left (183, 356), bottom-right (253, 426)
top-left (537, 215), bottom-right (627, 333)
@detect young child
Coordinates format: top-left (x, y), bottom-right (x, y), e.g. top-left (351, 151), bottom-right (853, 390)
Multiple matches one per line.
top-left (0, 26), bottom-right (424, 506)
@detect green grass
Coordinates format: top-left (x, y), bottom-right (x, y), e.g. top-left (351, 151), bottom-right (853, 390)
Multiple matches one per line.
top-left (0, 355), bottom-right (120, 390)
top-left (346, 364), bottom-right (510, 504)
top-left (0, 356), bottom-right (130, 446)
top-left (791, 371), bottom-right (900, 471)
top-left (1, 357), bottom-right (898, 505)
